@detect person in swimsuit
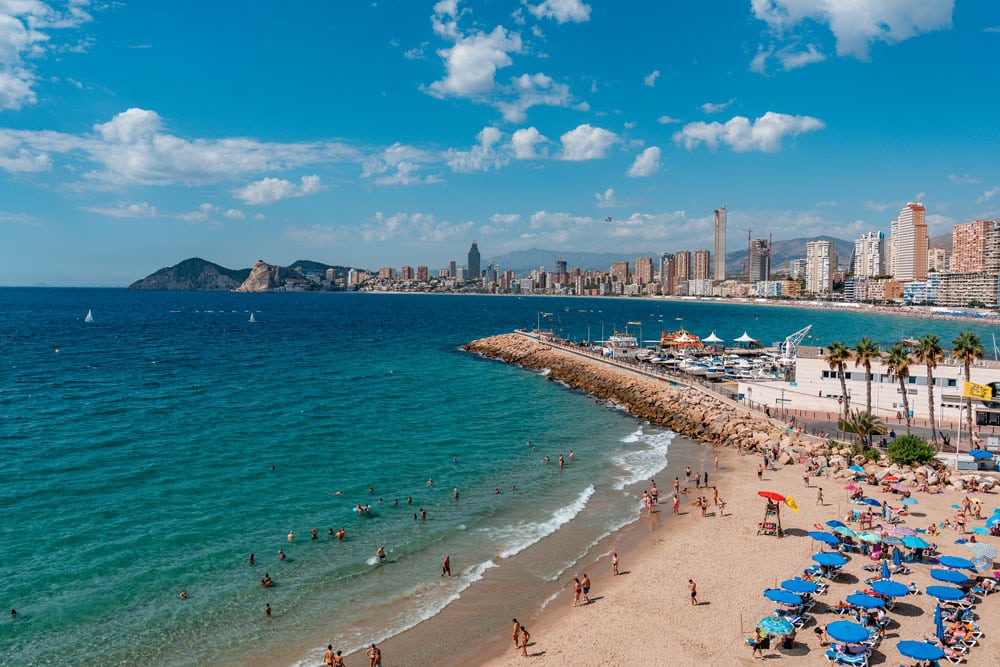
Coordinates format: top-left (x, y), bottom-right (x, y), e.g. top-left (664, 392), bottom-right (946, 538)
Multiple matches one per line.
top-left (689, 579), bottom-right (698, 605)
top-left (441, 554), bottom-right (451, 577)
top-left (325, 645), bottom-right (335, 666)
top-left (581, 574), bottom-right (591, 604)
top-left (571, 577), bottom-right (582, 606)
top-left (376, 546), bottom-right (386, 563)
top-left (520, 627), bottom-right (530, 657)
top-left (512, 618), bottom-right (521, 649)
top-left (611, 552), bottom-right (619, 575)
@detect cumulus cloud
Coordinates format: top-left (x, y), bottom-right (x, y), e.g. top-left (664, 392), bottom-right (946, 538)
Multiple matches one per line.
top-left (949, 173), bottom-right (981, 185)
top-left (82, 201), bottom-right (158, 219)
top-left (224, 208), bottom-right (245, 219)
top-left (627, 146), bottom-right (661, 178)
top-left (673, 112), bottom-right (824, 152)
top-left (234, 174), bottom-right (324, 205)
top-left (496, 71), bottom-right (571, 122)
top-left (511, 126), bottom-right (548, 159)
top-left (526, 0), bottom-right (591, 24)
top-left (976, 186), bottom-right (1000, 205)
top-left (445, 126), bottom-right (507, 172)
top-left (643, 69), bottom-right (660, 87)
top-left (751, 43), bottom-right (826, 74)
top-left (595, 188), bottom-right (617, 208)
top-left (752, 0), bottom-right (954, 61)
top-left (362, 211), bottom-right (474, 243)
top-left (559, 124), bottom-right (618, 161)
top-left (480, 212), bottom-right (521, 236)
top-left (0, 134), bottom-right (51, 171)
top-left (427, 26), bottom-right (521, 98)
top-left (362, 143), bottom-right (441, 186)
top-left (657, 115), bottom-right (682, 124)
top-left (701, 99), bottom-right (735, 114)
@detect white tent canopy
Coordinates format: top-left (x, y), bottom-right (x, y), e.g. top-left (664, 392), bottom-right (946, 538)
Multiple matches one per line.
top-left (734, 331), bottom-right (758, 343)
top-left (702, 331), bottom-right (724, 343)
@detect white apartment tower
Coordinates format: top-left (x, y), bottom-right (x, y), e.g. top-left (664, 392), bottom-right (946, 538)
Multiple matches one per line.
top-left (889, 202), bottom-right (928, 281)
top-left (805, 240), bottom-right (836, 294)
top-left (852, 231), bottom-right (885, 278)
top-left (713, 206), bottom-right (727, 280)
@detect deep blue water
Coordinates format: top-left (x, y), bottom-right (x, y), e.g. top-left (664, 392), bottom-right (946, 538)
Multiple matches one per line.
top-left (1, 290), bottom-right (995, 666)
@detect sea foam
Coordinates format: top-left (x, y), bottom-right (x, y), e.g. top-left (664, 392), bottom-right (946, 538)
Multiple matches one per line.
top-left (611, 428), bottom-right (674, 490)
top-left (488, 485), bottom-right (596, 560)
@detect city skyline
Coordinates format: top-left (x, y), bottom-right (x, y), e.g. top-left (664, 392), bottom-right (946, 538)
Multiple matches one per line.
top-left (2, 1), bottom-right (999, 285)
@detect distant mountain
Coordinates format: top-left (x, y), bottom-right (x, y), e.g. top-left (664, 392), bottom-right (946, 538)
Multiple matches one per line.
top-left (727, 236), bottom-right (854, 276)
top-left (129, 257), bottom-right (251, 290)
top-left (929, 232), bottom-right (952, 251)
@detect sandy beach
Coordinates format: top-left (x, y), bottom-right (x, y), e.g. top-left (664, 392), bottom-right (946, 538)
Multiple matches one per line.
top-left (476, 445), bottom-right (999, 666)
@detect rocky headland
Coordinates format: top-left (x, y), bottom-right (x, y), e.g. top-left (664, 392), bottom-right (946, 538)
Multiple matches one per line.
top-left (464, 333), bottom-right (991, 492)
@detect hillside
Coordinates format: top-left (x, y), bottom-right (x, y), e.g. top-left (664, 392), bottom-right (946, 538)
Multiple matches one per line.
top-left (129, 257), bottom-right (251, 290)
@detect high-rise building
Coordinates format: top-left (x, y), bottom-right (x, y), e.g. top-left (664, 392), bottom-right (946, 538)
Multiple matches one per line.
top-left (634, 257), bottom-right (654, 285)
top-left (660, 253), bottom-right (676, 294)
top-left (610, 260), bottom-right (630, 284)
top-left (467, 241), bottom-right (481, 280)
top-left (805, 240), bottom-right (836, 294)
top-left (928, 248), bottom-right (949, 273)
top-left (951, 220), bottom-right (992, 273)
top-left (889, 202), bottom-right (928, 281)
top-left (748, 238), bottom-right (770, 282)
top-left (449, 260), bottom-right (457, 277)
top-left (693, 250), bottom-right (711, 280)
top-left (400, 265), bottom-right (414, 280)
top-left (789, 259), bottom-right (807, 280)
top-left (713, 206), bottom-right (727, 280)
top-left (674, 250), bottom-right (691, 283)
top-left (417, 265), bottom-right (429, 281)
top-left (852, 231), bottom-right (885, 278)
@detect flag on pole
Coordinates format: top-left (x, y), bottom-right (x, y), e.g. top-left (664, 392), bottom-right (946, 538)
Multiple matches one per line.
top-left (784, 495), bottom-right (799, 513)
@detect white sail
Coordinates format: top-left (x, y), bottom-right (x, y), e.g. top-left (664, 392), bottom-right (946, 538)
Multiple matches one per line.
top-left (249, 312), bottom-right (257, 323)
top-left (85, 309), bottom-right (94, 323)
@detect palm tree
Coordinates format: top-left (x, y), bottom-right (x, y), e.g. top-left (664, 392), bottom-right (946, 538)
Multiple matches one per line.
top-left (885, 344), bottom-right (913, 435)
top-left (952, 331), bottom-right (984, 439)
top-left (825, 341), bottom-right (852, 419)
top-left (837, 409), bottom-right (888, 450)
top-left (854, 338), bottom-right (881, 415)
top-left (914, 334), bottom-right (944, 447)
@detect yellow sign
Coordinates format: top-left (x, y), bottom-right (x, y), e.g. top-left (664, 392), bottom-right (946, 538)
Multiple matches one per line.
top-left (963, 381), bottom-right (993, 401)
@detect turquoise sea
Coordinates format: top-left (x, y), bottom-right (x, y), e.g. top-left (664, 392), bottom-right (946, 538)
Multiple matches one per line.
top-left (2, 289), bottom-right (996, 666)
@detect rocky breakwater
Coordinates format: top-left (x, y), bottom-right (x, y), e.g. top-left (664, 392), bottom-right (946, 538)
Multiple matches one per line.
top-left (463, 333), bottom-right (798, 453)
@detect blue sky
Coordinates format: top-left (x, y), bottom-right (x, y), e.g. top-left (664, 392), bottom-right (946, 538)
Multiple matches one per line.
top-left (1, 0), bottom-right (998, 285)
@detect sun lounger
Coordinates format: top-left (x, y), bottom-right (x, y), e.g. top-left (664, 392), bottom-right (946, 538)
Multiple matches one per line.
top-left (824, 649), bottom-right (869, 666)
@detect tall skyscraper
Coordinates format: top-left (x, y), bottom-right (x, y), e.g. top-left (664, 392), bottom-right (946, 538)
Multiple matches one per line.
top-left (467, 241), bottom-right (481, 280)
top-left (951, 220), bottom-right (992, 273)
top-left (852, 231), bottom-right (885, 278)
top-left (449, 260), bottom-right (456, 277)
top-left (674, 250), bottom-right (691, 283)
top-left (693, 250), bottom-right (711, 280)
top-left (713, 206), bottom-right (727, 280)
top-left (610, 260), bottom-right (630, 284)
top-left (748, 238), bottom-right (770, 282)
top-left (634, 257), bottom-right (654, 284)
top-left (889, 202), bottom-right (928, 281)
top-left (660, 253), bottom-right (676, 294)
top-left (805, 240), bottom-right (836, 294)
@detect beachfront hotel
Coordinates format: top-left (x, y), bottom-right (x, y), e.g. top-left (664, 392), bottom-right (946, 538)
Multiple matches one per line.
top-left (889, 202), bottom-right (929, 281)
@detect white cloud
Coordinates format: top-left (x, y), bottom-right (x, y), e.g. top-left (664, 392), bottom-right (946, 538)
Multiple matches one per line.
top-left (496, 71), bottom-right (571, 122)
top-left (595, 188), bottom-right (617, 208)
top-left (177, 203), bottom-right (217, 223)
top-left (481, 212), bottom-right (521, 236)
top-left (559, 124), bottom-right (618, 161)
top-left (657, 115), bottom-right (681, 125)
top-left (404, 42), bottom-right (428, 60)
top-left (490, 212), bottom-right (520, 224)
top-left (701, 99), bottom-right (735, 114)
top-left (751, 0), bottom-right (954, 61)
top-left (510, 126), bottom-right (548, 159)
top-left (427, 26), bottom-right (521, 98)
top-left (362, 211), bottom-right (474, 243)
top-left (0, 133), bottom-right (50, 171)
top-left (286, 224), bottom-right (349, 246)
top-left (752, 43), bottom-right (826, 74)
top-left (643, 69), bottom-right (660, 87)
top-left (673, 112), bottom-right (824, 152)
top-left (976, 186), bottom-right (1000, 205)
top-left (865, 201), bottom-right (890, 212)
top-left (445, 126), bottom-right (507, 172)
top-left (362, 143), bottom-right (440, 186)
top-left (224, 208), bottom-right (245, 220)
top-left (526, 0), bottom-right (591, 24)
top-left (949, 173), bottom-right (981, 185)
top-left (234, 174), bottom-right (324, 205)
top-left (82, 201), bottom-right (157, 219)
top-left (627, 146), bottom-right (661, 177)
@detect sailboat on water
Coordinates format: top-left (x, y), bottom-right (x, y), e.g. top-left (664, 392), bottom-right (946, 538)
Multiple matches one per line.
top-left (85, 309), bottom-right (94, 323)
top-left (249, 312), bottom-right (257, 323)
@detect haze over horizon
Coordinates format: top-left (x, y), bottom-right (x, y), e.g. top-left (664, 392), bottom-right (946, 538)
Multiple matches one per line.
top-left (1, 1), bottom-right (998, 286)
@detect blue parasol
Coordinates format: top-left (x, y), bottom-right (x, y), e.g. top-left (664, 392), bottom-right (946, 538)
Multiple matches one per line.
top-left (826, 620), bottom-right (869, 644)
top-left (883, 536), bottom-right (904, 546)
top-left (849, 465), bottom-right (865, 472)
top-left (757, 615), bottom-right (795, 637)
top-left (897, 640), bottom-right (945, 661)
top-left (987, 515), bottom-right (1000, 528)
top-left (880, 559), bottom-right (890, 581)
top-left (846, 593), bottom-right (885, 609)
top-left (926, 585), bottom-right (966, 601)
top-left (930, 569), bottom-right (969, 585)
top-left (934, 603), bottom-right (944, 641)
top-left (972, 526), bottom-right (988, 535)
top-left (781, 578), bottom-right (819, 594)
top-left (834, 526), bottom-right (857, 537)
top-left (862, 498), bottom-right (882, 507)
top-left (972, 542), bottom-right (997, 559)
top-left (971, 555), bottom-right (992, 572)
top-left (901, 497), bottom-right (918, 505)
top-left (937, 555), bottom-right (976, 569)
top-left (826, 519), bottom-right (847, 528)
top-left (813, 552), bottom-right (848, 567)
top-left (901, 536), bottom-right (930, 549)
top-left (764, 588), bottom-right (803, 605)
top-left (969, 449), bottom-right (993, 459)
top-left (809, 530), bottom-right (841, 546)
top-left (871, 580), bottom-right (908, 597)
top-left (893, 547), bottom-right (902, 568)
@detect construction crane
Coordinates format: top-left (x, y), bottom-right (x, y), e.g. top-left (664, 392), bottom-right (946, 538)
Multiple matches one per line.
top-left (780, 324), bottom-right (812, 362)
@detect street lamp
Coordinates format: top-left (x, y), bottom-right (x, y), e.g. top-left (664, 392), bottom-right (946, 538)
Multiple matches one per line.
top-left (955, 404), bottom-right (967, 470)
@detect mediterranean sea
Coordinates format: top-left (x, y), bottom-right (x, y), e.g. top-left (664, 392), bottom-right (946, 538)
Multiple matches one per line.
top-left (1, 289), bottom-right (995, 665)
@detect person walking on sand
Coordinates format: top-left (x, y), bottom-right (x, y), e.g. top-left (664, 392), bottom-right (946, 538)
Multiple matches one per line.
top-left (325, 645), bottom-right (335, 666)
top-left (672, 494), bottom-right (680, 515)
top-left (611, 552), bottom-right (619, 576)
top-left (757, 463), bottom-right (763, 480)
top-left (816, 488), bottom-right (824, 506)
top-left (441, 554), bottom-right (451, 577)
top-left (332, 650), bottom-right (345, 666)
top-left (803, 469), bottom-right (810, 487)
top-left (714, 453), bottom-right (719, 471)
top-left (366, 643), bottom-right (381, 667)
top-left (718, 497), bottom-right (726, 517)
top-left (520, 626), bottom-right (530, 657)
top-left (512, 618), bottom-right (522, 649)
top-left (581, 573), bottom-right (591, 604)
top-left (689, 579), bottom-right (698, 605)
top-left (571, 576), bottom-right (582, 606)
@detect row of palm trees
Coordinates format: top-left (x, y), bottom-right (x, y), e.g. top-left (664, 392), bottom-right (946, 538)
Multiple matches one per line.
top-left (824, 331), bottom-right (985, 448)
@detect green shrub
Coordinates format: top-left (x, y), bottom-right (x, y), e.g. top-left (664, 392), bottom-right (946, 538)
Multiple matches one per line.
top-left (887, 435), bottom-right (936, 466)
top-left (863, 447), bottom-right (880, 462)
